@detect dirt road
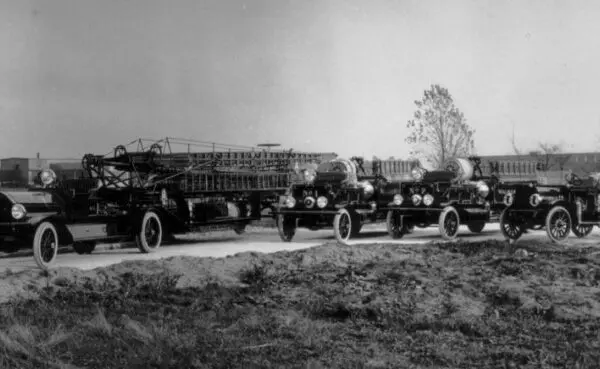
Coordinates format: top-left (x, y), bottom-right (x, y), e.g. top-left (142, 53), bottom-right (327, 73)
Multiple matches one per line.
top-left (1, 224), bottom-right (599, 273)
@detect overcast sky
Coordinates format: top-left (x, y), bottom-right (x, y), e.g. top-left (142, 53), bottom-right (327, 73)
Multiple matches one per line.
top-left (1, 0), bottom-right (600, 159)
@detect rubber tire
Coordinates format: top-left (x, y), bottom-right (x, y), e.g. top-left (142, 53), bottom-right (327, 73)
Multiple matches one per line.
top-left (545, 206), bottom-right (571, 244)
top-left (438, 206), bottom-right (460, 240)
top-left (33, 222), bottom-right (59, 271)
top-left (467, 221), bottom-right (485, 233)
top-left (136, 211), bottom-right (163, 253)
top-left (500, 208), bottom-right (523, 242)
top-left (386, 210), bottom-right (404, 239)
top-left (333, 208), bottom-right (354, 245)
top-left (572, 224), bottom-right (593, 238)
top-left (73, 241), bottom-right (96, 255)
top-left (277, 214), bottom-right (296, 242)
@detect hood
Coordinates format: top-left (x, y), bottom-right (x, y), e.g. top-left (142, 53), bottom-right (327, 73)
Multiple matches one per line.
top-left (0, 190), bottom-right (61, 213)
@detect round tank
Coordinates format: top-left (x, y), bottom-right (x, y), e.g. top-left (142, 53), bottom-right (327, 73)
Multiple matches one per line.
top-left (444, 158), bottom-right (474, 181)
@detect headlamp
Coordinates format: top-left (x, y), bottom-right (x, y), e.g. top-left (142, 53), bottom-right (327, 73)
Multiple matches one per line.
top-left (392, 194), bottom-right (404, 206)
top-left (411, 167), bottom-right (424, 181)
top-left (423, 194), bottom-right (434, 206)
top-left (476, 180), bottom-right (490, 198)
top-left (317, 196), bottom-right (328, 208)
top-left (285, 196), bottom-right (296, 209)
top-left (11, 204), bottom-right (26, 220)
top-left (40, 169), bottom-right (57, 186)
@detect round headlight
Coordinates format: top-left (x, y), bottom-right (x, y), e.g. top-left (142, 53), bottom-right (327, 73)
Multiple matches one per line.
top-left (40, 169), bottom-right (57, 186)
top-left (11, 204), bottom-right (26, 220)
top-left (361, 181), bottom-right (375, 199)
top-left (412, 194), bottom-right (422, 206)
top-left (411, 167), bottom-right (423, 181)
top-left (529, 193), bottom-right (542, 207)
top-left (285, 196), bottom-right (296, 209)
top-left (304, 196), bottom-right (316, 208)
top-left (503, 193), bottom-right (514, 206)
top-left (317, 196), bottom-right (328, 208)
top-left (393, 194), bottom-right (404, 206)
top-left (476, 181), bottom-right (490, 198)
top-left (303, 171), bottom-right (315, 183)
top-left (423, 194), bottom-right (434, 206)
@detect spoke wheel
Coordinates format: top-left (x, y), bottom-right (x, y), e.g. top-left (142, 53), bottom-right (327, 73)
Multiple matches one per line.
top-left (333, 208), bottom-right (353, 245)
top-left (438, 206), bottom-right (460, 240)
top-left (545, 206), bottom-right (571, 244)
top-left (500, 209), bottom-right (523, 241)
top-left (467, 221), bottom-right (485, 233)
top-left (277, 214), bottom-right (296, 242)
top-left (386, 210), bottom-right (404, 239)
top-left (572, 224), bottom-right (593, 238)
top-left (33, 222), bottom-right (59, 270)
top-left (73, 241), bottom-right (96, 255)
top-left (136, 211), bottom-right (163, 253)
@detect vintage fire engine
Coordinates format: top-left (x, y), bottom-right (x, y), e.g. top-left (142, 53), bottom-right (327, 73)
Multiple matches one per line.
top-left (384, 156), bottom-right (506, 240)
top-left (499, 171), bottom-right (600, 243)
top-left (275, 157), bottom-right (402, 245)
top-left (0, 137), bottom-right (335, 269)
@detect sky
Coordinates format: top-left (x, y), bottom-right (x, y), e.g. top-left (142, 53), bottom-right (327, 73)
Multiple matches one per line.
top-left (2, 0), bottom-right (600, 160)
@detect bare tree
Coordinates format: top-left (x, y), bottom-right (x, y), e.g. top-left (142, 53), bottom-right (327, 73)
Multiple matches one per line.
top-left (405, 84), bottom-right (475, 169)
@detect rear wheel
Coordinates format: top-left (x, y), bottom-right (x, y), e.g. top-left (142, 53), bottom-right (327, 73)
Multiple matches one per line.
top-left (438, 206), bottom-right (460, 240)
top-left (572, 224), bottom-right (593, 238)
top-left (277, 214), bottom-right (296, 242)
top-left (545, 206), bottom-right (571, 244)
top-left (73, 241), bottom-right (96, 255)
top-left (33, 222), bottom-right (59, 270)
top-left (333, 208), bottom-right (353, 245)
top-left (136, 211), bottom-right (163, 253)
top-left (467, 221), bottom-right (485, 233)
top-left (386, 210), bottom-right (404, 239)
top-left (500, 209), bottom-right (523, 241)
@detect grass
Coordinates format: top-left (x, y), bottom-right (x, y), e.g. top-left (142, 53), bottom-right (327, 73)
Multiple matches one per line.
top-left (1, 240), bottom-right (600, 368)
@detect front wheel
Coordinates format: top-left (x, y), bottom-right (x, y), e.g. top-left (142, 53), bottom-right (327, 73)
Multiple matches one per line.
top-left (386, 210), bottom-right (404, 239)
top-left (277, 214), bottom-right (296, 242)
top-left (136, 211), bottom-right (163, 253)
top-left (333, 208), bottom-right (354, 245)
top-left (438, 206), bottom-right (460, 240)
top-left (500, 209), bottom-right (523, 241)
top-left (545, 206), bottom-right (572, 244)
top-left (572, 224), bottom-right (593, 238)
top-left (33, 222), bottom-right (59, 270)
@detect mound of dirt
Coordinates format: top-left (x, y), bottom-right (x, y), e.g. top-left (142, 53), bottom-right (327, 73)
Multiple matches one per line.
top-left (1, 238), bottom-right (600, 367)
top-left (0, 241), bottom-right (416, 304)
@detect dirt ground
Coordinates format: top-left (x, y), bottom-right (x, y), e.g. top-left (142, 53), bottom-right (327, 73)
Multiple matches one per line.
top-left (0, 237), bottom-right (600, 368)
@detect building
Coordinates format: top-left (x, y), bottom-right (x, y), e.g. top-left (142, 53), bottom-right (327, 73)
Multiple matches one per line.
top-left (0, 154), bottom-right (49, 186)
top-left (0, 154), bottom-right (85, 187)
top-left (478, 151), bottom-right (600, 180)
top-left (49, 162), bottom-right (88, 180)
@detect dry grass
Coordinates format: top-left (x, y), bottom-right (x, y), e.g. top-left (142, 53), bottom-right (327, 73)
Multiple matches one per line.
top-left (1, 239), bottom-right (600, 368)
